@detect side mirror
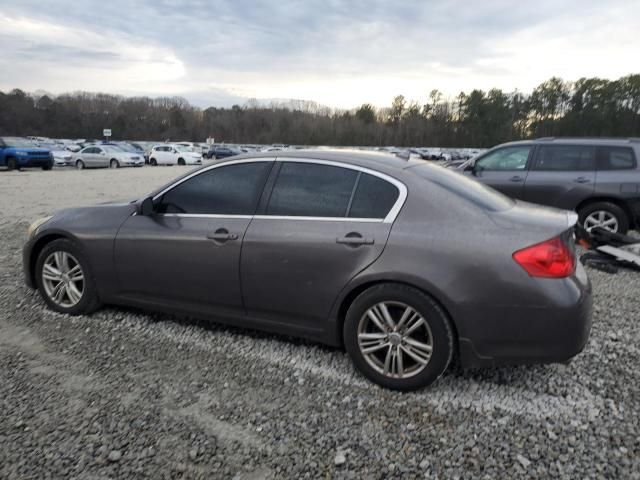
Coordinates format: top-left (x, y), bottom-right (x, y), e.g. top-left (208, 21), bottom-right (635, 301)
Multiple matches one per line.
top-left (139, 197), bottom-right (155, 216)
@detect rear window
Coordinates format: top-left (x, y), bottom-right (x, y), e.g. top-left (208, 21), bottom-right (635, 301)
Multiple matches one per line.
top-left (597, 146), bottom-right (636, 170)
top-left (410, 164), bottom-right (514, 212)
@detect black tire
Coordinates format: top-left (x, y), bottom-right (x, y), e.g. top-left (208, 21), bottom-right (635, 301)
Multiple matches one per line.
top-left (35, 238), bottom-right (101, 315)
top-left (109, 159), bottom-right (120, 169)
top-left (178, 158), bottom-right (186, 166)
top-left (76, 160), bottom-right (85, 170)
top-left (42, 162), bottom-right (53, 171)
top-left (344, 283), bottom-right (453, 391)
top-left (7, 157), bottom-right (19, 171)
top-left (150, 158), bottom-right (157, 166)
top-left (578, 201), bottom-right (629, 234)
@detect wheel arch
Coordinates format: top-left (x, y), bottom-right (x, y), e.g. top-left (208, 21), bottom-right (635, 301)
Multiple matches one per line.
top-left (334, 278), bottom-right (460, 354)
top-left (27, 232), bottom-right (76, 288)
top-left (576, 196), bottom-right (635, 228)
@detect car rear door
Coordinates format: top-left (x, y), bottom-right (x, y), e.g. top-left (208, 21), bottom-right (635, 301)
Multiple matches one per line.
top-left (468, 145), bottom-right (533, 199)
top-left (240, 159), bottom-right (405, 332)
top-left (114, 160), bottom-right (273, 316)
top-left (523, 144), bottom-right (596, 210)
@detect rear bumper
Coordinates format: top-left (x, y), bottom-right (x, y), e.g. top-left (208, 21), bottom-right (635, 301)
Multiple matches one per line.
top-left (458, 263), bottom-right (593, 368)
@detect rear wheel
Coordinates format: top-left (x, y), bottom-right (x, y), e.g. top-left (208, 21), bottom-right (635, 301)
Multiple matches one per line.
top-left (35, 238), bottom-right (101, 315)
top-left (344, 283), bottom-right (453, 391)
top-left (6, 158), bottom-right (18, 171)
top-left (578, 202), bottom-right (629, 234)
top-left (42, 162), bottom-right (53, 171)
top-left (178, 158), bottom-right (186, 166)
top-left (76, 160), bottom-right (85, 170)
top-left (109, 159), bottom-right (120, 169)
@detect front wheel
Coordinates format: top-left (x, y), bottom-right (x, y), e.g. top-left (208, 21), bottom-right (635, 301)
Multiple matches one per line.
top-left (344, 283), bottom-right (453, 391)
top-left (76, 160), bottom-right (85, 170)
top-left (578, 202), bottom-right (629, 234)
top-left (35, 239), bottom-right (101, 315)
top-left (178, 158), bottom-right (186, 166)
top-left (109, 159), bottom-right (120, 169)
top-left (6, 158), bottom-right (19, 171)
top-left (42, 162), bottom-right (53, 171)
top-left (150, 158), bottom-right (157, 166)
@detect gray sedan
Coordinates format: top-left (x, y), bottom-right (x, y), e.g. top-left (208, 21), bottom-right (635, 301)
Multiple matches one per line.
top-left (23, 151), bottom-right (592, 390)
top-left (73, 145), bottom-right (144, 169)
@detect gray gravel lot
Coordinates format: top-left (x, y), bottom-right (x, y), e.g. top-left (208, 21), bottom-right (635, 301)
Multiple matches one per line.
top-left (1, 166), bottom-right (639, 479)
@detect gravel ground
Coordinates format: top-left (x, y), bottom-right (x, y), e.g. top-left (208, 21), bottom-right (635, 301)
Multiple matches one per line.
top-left (1, 166), bottom-right (639, 479)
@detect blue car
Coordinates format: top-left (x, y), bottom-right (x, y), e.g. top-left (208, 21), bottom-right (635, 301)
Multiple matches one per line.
top-left (0, 137), bottom-right (53, 171)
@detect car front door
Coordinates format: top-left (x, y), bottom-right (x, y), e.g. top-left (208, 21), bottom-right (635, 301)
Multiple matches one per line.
top-left (114, 160), bottom-right (273, 316)
top-left (93, 147), bottom-right (108, 167)
top-left (468, 145), bottom-right (533, 199)
top-left (523, 144), bottom-right (596, 210)
top-left (240, 160), bottom-right (404, 333)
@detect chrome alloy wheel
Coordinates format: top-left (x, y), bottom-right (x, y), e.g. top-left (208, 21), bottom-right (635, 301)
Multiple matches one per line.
top-left (42, 251), bottom-right (85, 308)
top-left (357, 301), bottom-right (433, 379)
top-left (583, 210), bottom-right (619, 233)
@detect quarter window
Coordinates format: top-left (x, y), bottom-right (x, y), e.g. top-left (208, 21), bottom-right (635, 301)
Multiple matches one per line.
top-left (597, 146), bottom-right (636, 170)
top-left (475, 146), bottom-right (531, 171)
top-left (267, 162), bottom-right (358, 217)
top-left (348, 173), bottom-right (399, 219)
top-left (533, 145), bottom-right (595, 171)
top-left (157, 162), bottom-right (271, 215)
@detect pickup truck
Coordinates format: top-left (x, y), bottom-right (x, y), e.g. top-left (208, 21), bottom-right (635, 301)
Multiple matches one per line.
top-left (0, 136), bottom-right (53, 170)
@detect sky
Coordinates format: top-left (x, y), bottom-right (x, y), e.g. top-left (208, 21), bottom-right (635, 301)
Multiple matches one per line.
top-left (1, 0), bottom-right (639, 109)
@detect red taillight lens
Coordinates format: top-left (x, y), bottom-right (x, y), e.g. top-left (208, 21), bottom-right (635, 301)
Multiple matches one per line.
top-left (512, 236), bottom-right (576, 278)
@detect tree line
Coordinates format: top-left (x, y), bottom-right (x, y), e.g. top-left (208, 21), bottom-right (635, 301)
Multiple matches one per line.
top-left (1, 74), bottom-right (639, 147)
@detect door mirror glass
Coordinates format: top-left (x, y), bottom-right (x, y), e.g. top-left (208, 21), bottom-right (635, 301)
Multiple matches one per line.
top-left (139, 197), bottom-right (155, 216)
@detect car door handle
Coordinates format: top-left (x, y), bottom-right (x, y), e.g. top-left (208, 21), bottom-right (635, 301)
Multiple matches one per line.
top-left (509, 175), bottom-right (524, 182)
top-left (574, 177), bottom-right (591, 184)
top-left (336, 234), bottom-right (374, 246)
top-left (207, 229), bottom-right (238, 242)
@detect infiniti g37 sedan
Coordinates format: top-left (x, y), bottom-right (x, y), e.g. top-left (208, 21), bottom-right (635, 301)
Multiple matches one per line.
top-left (23, 151), bottom-right (592, 390)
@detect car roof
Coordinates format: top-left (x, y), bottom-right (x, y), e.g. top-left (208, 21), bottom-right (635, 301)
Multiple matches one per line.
top-left (227, 149), bottom-right (412, 173)
top-left (493, 137), bottom-right (640, 148)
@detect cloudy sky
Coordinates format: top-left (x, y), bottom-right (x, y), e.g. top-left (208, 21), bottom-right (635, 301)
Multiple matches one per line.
top-left (1, 0), bottom-right (639, 109)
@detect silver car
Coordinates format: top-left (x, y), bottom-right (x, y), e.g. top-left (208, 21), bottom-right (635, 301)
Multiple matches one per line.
top-left (23, 150), bottom-right (591, 390)
top-left (73, 145), bottom-right (144, 169)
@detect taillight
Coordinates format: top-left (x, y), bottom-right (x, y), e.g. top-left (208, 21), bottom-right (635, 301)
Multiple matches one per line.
top-left (512, 236), bottom-right (575, 278)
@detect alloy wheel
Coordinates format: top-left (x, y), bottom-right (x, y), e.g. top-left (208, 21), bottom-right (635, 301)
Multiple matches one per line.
top-left (42, 251), bottom-right (85, 308)
top-left (357, 301), bottom-right (433, 379)
top-left (583, 210), bottom-right (619, 233)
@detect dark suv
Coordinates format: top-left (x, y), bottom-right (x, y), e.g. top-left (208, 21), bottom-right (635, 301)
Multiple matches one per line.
top-left (463, 138), bottom-right (640, 233)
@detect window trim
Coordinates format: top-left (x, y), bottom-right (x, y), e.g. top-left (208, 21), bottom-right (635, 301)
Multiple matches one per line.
top-left (150, 157), bottom-right (407, 223)
top-left (259, 158), bottom-right (407, 223)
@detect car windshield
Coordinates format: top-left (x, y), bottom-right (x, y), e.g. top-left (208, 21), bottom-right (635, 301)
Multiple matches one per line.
top-left (2, 137), bottom-right (38, 147)
top-left (175, 145), bottom-right (193, 152)
top-left (409, 163), bottom-right (514, 212)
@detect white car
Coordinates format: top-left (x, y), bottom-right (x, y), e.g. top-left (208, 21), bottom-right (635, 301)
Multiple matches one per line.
top-left (38, 143), bottom-right (74, 166)
top-left (148, 144), bottom-right (203, 166)
top-left (73, 145), bottom-right (145, 169)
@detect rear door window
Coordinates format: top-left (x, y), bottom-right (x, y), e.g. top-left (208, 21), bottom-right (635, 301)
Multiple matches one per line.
top-left (348, 173), bottom-right (399, 219)
top-left (533, 145), bottom-right (595, 171)
top-left (597, 146), bottom-right (637, 170)
top-left (266, 162), bottom-right (358, 217)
